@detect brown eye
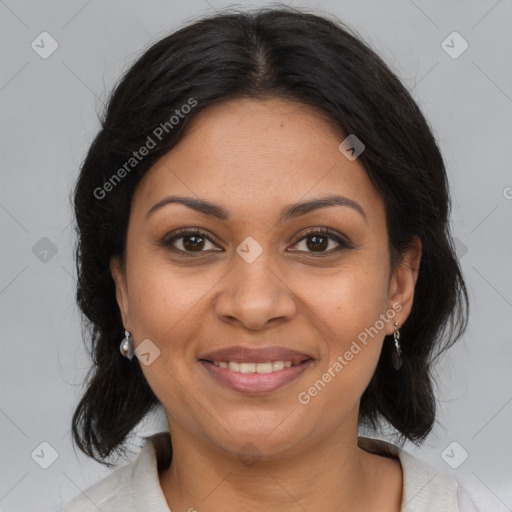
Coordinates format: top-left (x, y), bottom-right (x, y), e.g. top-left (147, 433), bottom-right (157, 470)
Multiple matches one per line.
top-left (161, 229), bottom-right (221, 254)
top-left (160, 227), bottom-right (351, 256)
top-left (181, 234), bottom-right (207, 251)
top-left (306, 234), bottom-right (329, 252)
top-left (289, 228), bottom-right (351, 254)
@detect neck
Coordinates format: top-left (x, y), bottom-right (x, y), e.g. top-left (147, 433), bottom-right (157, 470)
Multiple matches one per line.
top-left (158, 418), bottom-right (396, 512)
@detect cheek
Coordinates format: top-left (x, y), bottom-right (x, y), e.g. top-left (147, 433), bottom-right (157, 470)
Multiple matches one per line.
top-left (306, 260), bottom-right (391, 339)
top-left (293, 281), bottom-right (390, 435)
top-left (126, 255), bottom-right (214, 342)
top-left (302, 259), bottom-right (391, 393)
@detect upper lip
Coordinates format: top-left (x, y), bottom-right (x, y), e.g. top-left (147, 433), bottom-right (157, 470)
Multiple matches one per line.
top-left (199, 346), bottom-right (313, 364)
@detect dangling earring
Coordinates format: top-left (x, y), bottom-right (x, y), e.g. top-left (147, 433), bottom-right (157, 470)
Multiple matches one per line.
top-left (392, 322), bottom-right (403, 370)
top-left (120, 330), bottom-right (135, 360)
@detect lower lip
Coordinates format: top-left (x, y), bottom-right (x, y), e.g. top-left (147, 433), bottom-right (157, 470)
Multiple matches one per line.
top-left (200, 360), bottom-right (314, 394)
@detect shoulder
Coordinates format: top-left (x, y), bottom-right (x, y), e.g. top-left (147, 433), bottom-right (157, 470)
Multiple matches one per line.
top-left (358, 437), bottom-right (481, 512)
top-left (59, 459), bottom-right (136, 512)
top-left (59, 433), bottom-right (172, 512)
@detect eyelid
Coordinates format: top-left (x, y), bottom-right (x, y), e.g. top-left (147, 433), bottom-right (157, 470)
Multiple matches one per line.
top-left (159, 226), bottom-right (352, 254)
top-left (290, 227), bottom-right (352, 251)
top-left (159, 228), bottom-right (220, 252)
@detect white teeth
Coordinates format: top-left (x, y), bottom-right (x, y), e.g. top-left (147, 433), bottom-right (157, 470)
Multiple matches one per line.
top-left (212, 360), bottom-right (296, 373)
top-left (272, 361), bottom-right (284, 371)
top-left (256, 362), bottom-right (273, 374)
top-left (239, 362), bottom-right (256, 373)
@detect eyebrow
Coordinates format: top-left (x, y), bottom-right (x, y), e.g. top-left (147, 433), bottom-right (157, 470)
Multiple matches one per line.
top-left (146, 194), bottom-right (367, 223)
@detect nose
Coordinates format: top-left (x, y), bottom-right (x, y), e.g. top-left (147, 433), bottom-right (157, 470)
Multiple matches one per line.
top-left (214, 250), bottom-right (297, 331)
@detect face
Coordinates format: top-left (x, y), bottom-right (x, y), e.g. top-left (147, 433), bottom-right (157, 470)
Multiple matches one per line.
top-left (111, 97), bottom-right (420, 460)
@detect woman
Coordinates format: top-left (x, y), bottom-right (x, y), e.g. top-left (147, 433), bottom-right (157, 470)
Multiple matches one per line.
top-left (61, 6), bottom-right (477, 511)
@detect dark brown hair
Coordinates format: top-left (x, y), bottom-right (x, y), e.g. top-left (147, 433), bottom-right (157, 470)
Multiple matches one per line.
top-left (71, 5), bottom-right (468, 467)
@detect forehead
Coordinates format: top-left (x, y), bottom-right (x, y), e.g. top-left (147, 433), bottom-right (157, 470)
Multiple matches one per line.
top-left (132, 97), bottom-right (385, 224)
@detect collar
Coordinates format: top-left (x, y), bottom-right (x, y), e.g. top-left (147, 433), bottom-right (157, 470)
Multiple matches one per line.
top-left (134, 432), bottom-right (458, 512)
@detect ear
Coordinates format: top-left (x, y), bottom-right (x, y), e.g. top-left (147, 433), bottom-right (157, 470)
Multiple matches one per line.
top-left (385, 236), bottom-right (422, 335)
top-left (110, 256), bottom-right (131, 330)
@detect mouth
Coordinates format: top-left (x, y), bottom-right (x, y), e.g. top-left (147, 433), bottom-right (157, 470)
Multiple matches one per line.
top-left (210, 360), bottom-right (298, 373)
top-left (198, 346), bottom-right (314, 394)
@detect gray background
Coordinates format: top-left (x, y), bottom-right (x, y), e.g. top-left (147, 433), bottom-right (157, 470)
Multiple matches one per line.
top-left (0, 0), bottom-right (511, 511)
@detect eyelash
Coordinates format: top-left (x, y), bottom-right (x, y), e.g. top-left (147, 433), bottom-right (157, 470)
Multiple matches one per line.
top-left (159, 227), bottom-right (352, 256)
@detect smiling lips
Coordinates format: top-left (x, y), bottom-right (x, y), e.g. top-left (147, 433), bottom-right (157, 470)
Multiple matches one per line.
top-left (199, 346), bottom-right (314, 393)
top-left (213, 360), bottom-right (293, 373)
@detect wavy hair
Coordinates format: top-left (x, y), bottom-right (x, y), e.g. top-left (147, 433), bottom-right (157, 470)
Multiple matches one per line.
top-left (71, 5), bottom-right (468, 467)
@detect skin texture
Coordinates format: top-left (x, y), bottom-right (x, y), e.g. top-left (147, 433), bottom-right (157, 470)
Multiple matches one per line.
top-left (111, 97), bottom-right (421, 512)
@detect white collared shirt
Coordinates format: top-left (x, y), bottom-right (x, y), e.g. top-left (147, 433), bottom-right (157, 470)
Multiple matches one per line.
top-left (60, 432), bottom-right (480, 511)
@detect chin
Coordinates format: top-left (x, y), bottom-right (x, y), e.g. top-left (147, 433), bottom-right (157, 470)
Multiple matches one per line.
top-left (206, 415), bottom-right (311, 460)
